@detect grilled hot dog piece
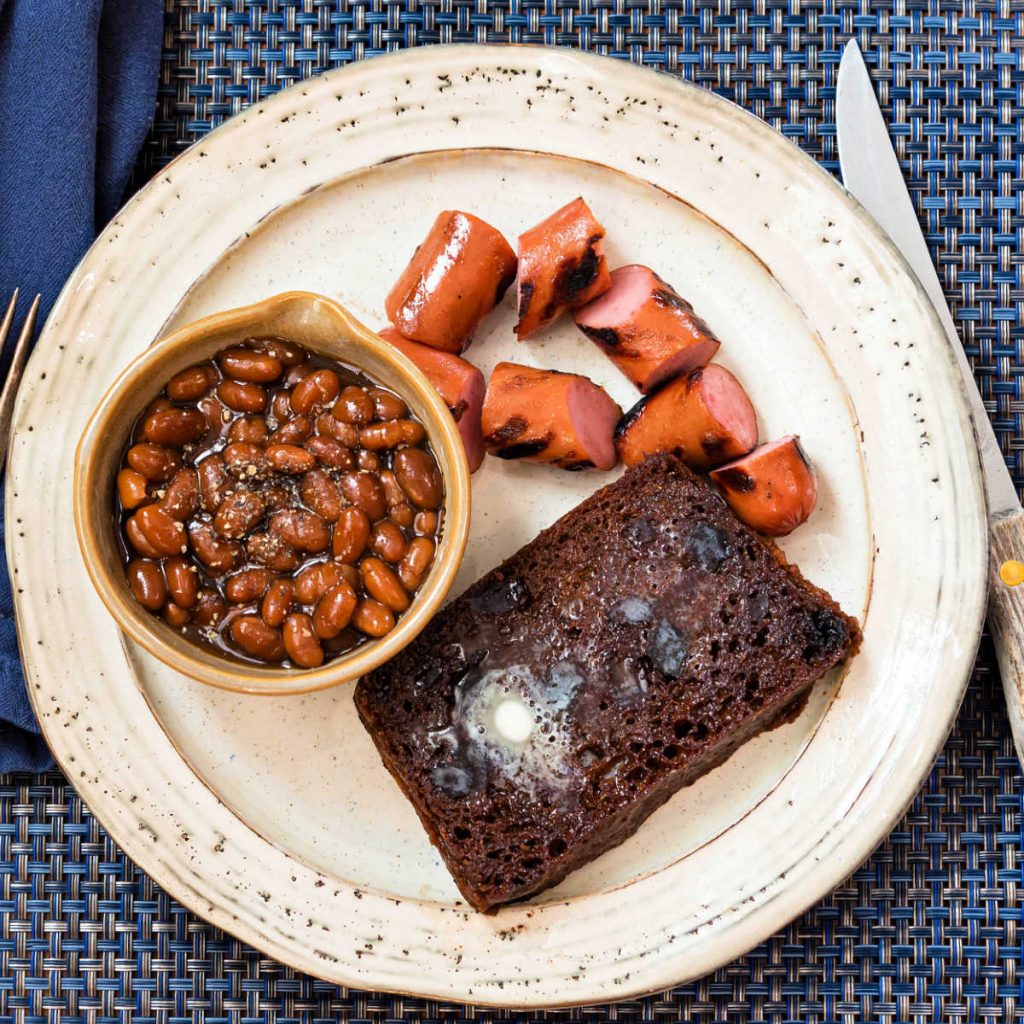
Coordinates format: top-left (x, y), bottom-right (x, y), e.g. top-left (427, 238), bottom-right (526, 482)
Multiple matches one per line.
top-left (616, 364), bottom-right (757, 471)
top-left (515, 198), bottom-right (612, 339)
top-left (482, 362), bottom-right (621, 471)
top-left (385, 211), bottom-right (517, 354)
top-left (378, 327), bottom-right (485, 472)
top-left (574, 265), bottom-right (721, 392)
top-left (710, 437), bottom-right (818, 537)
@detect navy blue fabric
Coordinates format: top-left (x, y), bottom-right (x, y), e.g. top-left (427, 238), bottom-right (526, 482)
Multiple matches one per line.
top-left (0, 0), bottom-right (163, 771)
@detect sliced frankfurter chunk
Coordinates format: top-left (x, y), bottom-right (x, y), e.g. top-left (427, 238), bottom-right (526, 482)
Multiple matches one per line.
top-left (710, 436), bottom-right (818, 537)
top-left (574, 264), bottom-right (721, 392)
top-left (515, 198), bottom-right (612, 339)
top-left (385, 211), bottom-right (517, 354)
top-left (482, 362), bottom-right (621, 471)
top-left (378, 327), bottom-right (485, 472)
top-left (616, 364), bottom-right (757, 472)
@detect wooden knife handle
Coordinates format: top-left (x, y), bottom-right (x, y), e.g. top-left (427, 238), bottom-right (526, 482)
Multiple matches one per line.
top-left (988, 507), bottom-right (1024, 762)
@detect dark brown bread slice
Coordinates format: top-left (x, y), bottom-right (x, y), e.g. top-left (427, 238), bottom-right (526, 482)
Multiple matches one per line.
top-left (355, 454), bottom-right (861, 912)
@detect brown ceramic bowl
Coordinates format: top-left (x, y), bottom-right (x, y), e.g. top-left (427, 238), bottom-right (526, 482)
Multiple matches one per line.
top-left (73, 291), bottom-right (471, 695)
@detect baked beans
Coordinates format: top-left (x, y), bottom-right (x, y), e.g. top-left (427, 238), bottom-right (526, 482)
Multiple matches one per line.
top-left (116, 338), bottom-right (443, 667)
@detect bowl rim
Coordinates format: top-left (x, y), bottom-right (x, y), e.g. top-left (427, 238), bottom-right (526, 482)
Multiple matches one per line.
top-left (72, 290), bottom-right (471, 695)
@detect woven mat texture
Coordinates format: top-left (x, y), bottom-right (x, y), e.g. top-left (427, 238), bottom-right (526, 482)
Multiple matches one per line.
top-left (4, 1), bottom-right (1023, 1021)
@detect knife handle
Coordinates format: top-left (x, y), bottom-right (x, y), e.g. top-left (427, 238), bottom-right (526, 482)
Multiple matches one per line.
top-left (988, 507), bottom-right (1024, 762)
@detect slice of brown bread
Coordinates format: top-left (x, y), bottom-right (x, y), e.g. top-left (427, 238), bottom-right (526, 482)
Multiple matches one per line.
top-left (355, 454), bottom-right (861, 912)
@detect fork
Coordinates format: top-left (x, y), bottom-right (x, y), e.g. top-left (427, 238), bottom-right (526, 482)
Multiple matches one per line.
top-left (0, 291), bottom-right (41, 467)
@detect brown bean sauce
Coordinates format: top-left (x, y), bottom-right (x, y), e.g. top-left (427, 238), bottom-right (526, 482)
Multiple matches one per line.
top-left (115, 337), bottom-right (443, 668)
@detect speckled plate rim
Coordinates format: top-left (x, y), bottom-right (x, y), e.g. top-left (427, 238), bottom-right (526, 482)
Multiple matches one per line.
top-left (7, 46), bottom-right (986, 1007)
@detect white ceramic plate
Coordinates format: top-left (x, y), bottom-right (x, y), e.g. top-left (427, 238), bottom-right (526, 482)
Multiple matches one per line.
top-left (9, 47), bottom-right (986, 1006)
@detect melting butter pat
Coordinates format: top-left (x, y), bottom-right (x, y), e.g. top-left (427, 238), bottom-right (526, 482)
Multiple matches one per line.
top-left (493, 697), bottom-right (534, 744)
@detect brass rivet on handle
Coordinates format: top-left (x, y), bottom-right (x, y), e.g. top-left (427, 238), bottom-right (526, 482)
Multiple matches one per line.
top-left (999, 560), bottom-right (1024, 587)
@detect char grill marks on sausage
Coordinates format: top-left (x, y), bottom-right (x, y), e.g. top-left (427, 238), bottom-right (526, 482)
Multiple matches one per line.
top-left (515, 198), bottom-right (612, 339)
top-left (481, 362), bottom-right (621, 472)
top-left (574, 265), bottom-right (722, 393)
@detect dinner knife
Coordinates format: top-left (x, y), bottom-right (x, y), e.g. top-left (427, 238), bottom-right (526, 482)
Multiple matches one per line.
top-left (836, 39), bottom-right (1024, 762)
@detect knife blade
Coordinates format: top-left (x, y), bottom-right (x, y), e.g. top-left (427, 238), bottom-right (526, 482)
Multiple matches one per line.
top-left (836, 39), bottom-right (1020, 518)
top-left (837, 39), bottom-right (1024, 769)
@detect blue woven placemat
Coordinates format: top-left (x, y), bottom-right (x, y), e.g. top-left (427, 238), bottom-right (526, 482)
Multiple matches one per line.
top-left (4, 1), bottom-right (1022, 1021)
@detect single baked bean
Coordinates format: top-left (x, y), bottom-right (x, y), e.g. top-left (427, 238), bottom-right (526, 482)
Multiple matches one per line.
top-left (253, 337), bottom-right (305, 366)
top-left (315, 413), bottom-right (359, 446)
top-left (413, 510), bottom-right (438, 536)
top-left (394, 448), bottom-right (443, 510)
top-left (261, 579), bottom-right (294, 628)
top-left (164, 556), bottom-right (198, 608)
top-left (338, 562), bottom-right (361, 589)
top-left (398, 420), bottom-right (426, 446)
top-left (168, 364), bottom-right (218, 402)
top-left (268, 414), bottom-right (312, 446)
top-left (143, 407), bottom-right (208, 446)
top-left (134, 504), bottom-right (188, 556)
top-left (125, 516), bottom-right (162, 558)
top-left (398, 536), bottom-right (435, 592)
top-left (128, 559), bottom-right (166, 611)
top-left (231, 615), bottom-right (285, 661)
top-left (313, 582), bottom-right (357, 640)
top-left (197, 395), bottom-right (231, 441)
top-left (262, 483), bottom-right (292, 512)
top-left (246, 531), bottom-right (301, 572)
top-left (291, 368), bottom-right (341, 415)
top-left (218, 347), bottom-right (283, 383)
top-left (340, 471), bottom-right (387, 522)
top-left (143, 396), bottom-right (173, 419)
top-left (352, 599), bottom-right (395, 638)
top-left (117, 468), bottom-right (149, 509)
top-left (159, 467), bottom-right (200, 521)
top-left (361, 557), bottom-right (410, 613)
top-left (359, 420), bottom-right (426, 451)
top-left (371, 520), bottom-right (407, 563)
top-left (369, 387), bottom-right (408, 422)
top-left (217, 380), bottom-right (267, 413)
top-left (225, 567), bottom-right (274, 604)
top-left (163, 602), bottom-right (191, 629)
top-left (198, 454), bottom-right (229, 512)
top-left (193, 589), bottom-right (228, 627)
top-left (268, 509), bottom-right (330, 553)
top-left (389, 502), bottom-right (415, 529)
top-left (284, 362), bottom-right (314, 387)
top-left (188, 522), bottom-right (241, 574)
top-left (266, 444), bottom-right (316, 474)
top-left (223, 442), bottom-right (268, 479)
top-left (303, 435), bottom-right (353, 470)
top-left (356, 450), bottom-right (380, 473)
top-left (333, 386), bottom-right (374, 425)
top-left (132, 400), bottom-right (163, 442)
top-left (357, 450), bottom-right (380, 472)
top-left (227, 415), bottom-right (269, 445)
top-left (127, 443), bottom-right (180, 482)
top-left (283, 613), bottom-right (324, 668)
top-left (300, 469), bottom-right (343, 522)
top-left (396, 565), bottom-right (417, 592)
top-left (214, 490), bottom-right (267, 539)
top-left (378, 469), bottom-right (405, 508)
top-left (294, 561), bottom-right (346, 605)
top-left (271, 391), bottom-right (293, 422)
top-left (332, 506), bottom-right (371, 563)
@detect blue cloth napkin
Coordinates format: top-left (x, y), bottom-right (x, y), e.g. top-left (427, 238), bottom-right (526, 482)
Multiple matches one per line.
top-left (0, 0), bottom-right (163, 772)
